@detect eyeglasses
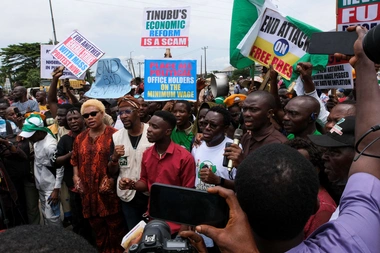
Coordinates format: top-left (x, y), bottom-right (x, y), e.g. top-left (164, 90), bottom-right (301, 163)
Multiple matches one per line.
top-left (118, 109), bottom-right (136, 116)
top-left (82, 111), bottom-right (99, 119)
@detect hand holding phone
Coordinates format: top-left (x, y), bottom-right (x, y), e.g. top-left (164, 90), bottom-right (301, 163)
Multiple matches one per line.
top-left (150, 184), bottom-right (229, 228)
top-left (186, 186), bottom-right (259, 253)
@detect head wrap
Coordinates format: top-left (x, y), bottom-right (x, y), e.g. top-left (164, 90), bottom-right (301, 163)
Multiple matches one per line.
top-left (117, 95), bottom-right (140, 109)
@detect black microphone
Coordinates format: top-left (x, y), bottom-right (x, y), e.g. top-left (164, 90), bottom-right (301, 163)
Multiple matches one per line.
top-left (227, 128), bottom-right (243, 171)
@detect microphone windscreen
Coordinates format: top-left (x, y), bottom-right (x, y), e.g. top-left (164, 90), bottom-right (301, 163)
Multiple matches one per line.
top-left (233, 128), bottom-right (244, 140)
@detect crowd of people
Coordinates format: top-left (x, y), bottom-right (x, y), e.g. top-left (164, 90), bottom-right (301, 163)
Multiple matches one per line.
top-left (0, 26), bottom-right (378, 253)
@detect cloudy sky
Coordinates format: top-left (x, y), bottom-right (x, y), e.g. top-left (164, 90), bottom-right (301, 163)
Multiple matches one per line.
top-left (1, 0), bottom-right (336, 76)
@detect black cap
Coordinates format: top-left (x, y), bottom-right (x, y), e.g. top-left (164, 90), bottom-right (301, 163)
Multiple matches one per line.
top-left (308, 116), bottom-right (355, 148)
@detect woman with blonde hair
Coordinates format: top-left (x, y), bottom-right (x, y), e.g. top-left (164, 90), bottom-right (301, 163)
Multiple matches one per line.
top-left (71, 99), bottom-right (125, 253)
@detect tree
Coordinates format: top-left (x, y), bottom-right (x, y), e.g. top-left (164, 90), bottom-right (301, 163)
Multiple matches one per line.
top-left (231, 68), bottom-right (251, 81)
top-left (25, 68), bottom-right (41, 87)
top-left (0, 43), bottom-right (40, 88)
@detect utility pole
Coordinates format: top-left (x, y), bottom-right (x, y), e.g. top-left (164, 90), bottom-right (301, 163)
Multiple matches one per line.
top-left (137, 62), bottom-right (144, 77)
top-left (49, 0), bottom-right (58, 45)
top-left (201, 46), bottom-right (208, 77)
top-left (200, 55), bottom-right (203, 77)
top-left (129, 51), bottom-right (136, 78)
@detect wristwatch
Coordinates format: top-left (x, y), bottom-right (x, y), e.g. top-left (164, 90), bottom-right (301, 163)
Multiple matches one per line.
top-left (217, 177), bottom-right (225, 187)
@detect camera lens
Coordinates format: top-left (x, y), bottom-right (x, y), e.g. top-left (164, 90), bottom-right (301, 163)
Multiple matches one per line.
top-left (363, 25), bottom-right (380, 64)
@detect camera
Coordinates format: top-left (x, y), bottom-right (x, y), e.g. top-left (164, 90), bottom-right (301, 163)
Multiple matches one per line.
top-left (128, 220), bottom-right (192, 253)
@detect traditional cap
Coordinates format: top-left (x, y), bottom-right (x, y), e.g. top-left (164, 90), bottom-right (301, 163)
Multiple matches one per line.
top-left (224, 94), bottom-right (247, 107)
top-left (117, 95), bottom-right (140, 109)
top-left (308, 116), bottom-right (355, 148)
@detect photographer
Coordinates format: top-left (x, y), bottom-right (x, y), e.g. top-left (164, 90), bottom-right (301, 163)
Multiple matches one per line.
top-left (181, 26), bottom-right (380, 253)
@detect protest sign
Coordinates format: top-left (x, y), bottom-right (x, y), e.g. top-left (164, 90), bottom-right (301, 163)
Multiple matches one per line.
top-left (50, 31), bottom-right (104, 78)
top-left (312, 56), bottom-right (354, 89)
top-left (85, 58), bottom-right (132, 99)
top-left (141, 7), bottom-right (191, 48)
top-left (144, 59), bottom-right (196, 101)
top-left (337, 0), bottom-right (380, 31)
top-left (240, 9), bottom-right (323, 80)
top-left (230, 1), bottom-right (328, 84)
top-left (40, 45), bottom-right (85, 79)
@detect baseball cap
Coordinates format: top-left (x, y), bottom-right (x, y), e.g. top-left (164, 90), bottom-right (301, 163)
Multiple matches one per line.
top-left (19, 114), bottom-right (44, 139)
top-left (308, 116), bottom-right (355, 148)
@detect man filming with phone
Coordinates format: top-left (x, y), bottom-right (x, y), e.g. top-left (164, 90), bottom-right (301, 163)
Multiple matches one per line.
top-left (119, 110), bottom-right (195, 235)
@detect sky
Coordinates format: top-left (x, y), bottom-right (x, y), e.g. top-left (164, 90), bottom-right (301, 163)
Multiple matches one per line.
top-left (1, 0), bottom-right (336, 77)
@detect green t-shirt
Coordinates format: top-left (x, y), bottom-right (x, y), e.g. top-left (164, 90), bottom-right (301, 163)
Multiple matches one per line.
top-left (287, 130), bottom-right (322, 140)
top-left (171, 125), bottom-right (194, 151)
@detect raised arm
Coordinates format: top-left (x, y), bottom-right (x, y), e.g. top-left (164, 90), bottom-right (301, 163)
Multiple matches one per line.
top-left (348, 26), bottom-right (380, 179)
top-left (297, 62), bottom-right (329, 126)
top-left (48, 67), bottom-right (63, 118)
top-left (64, 79), bottom-right (79, 104)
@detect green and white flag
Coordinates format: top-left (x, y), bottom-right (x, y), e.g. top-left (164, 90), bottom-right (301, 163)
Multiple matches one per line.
top-left (230, 0), bottom-right (328, 84)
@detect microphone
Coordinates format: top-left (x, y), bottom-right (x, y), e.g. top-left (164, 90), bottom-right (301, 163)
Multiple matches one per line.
top-left (227, 128), bottom-right (243, 171)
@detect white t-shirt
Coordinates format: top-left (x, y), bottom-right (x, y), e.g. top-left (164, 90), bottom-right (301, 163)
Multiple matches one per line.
top-left (191, 136), bottom-right (237, 247)
top-left (34, 133), bottom-right (63, 191)
top-left (191, 136), bottom-right (237, 191)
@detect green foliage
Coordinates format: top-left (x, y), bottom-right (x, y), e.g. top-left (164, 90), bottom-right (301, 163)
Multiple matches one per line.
top-left (231, 68), bottom-right (251, 81)
top-left (0, 43), bottom-right (41, 87)
top-left (25, 68), bottom-right (40, 88)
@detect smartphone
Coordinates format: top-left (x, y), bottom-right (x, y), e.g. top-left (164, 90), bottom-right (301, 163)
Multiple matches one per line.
top-left (308, 31), bottom-right (358, 55)
top-left (222, 142), bottom-right (232, 167)
top-left (149, 183), bottom-right (229, 228)
top-left (13, 108), bottom-right (22, 117)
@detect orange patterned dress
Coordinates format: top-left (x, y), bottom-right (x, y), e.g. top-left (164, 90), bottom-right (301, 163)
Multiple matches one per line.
top-left (71, 126), bottom-right (125, 253)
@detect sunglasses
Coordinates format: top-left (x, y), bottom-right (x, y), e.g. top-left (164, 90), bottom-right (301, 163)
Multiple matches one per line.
top-left (118, 109), bottom-right (136, 116)
top-left (82, 111), bottom-right (99, 119)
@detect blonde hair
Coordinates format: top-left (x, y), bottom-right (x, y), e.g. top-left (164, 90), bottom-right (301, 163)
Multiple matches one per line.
top-left (81, 99), bottom-right (106, 115)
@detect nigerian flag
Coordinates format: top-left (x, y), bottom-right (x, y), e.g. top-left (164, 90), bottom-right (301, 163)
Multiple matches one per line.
top-left (230, 0), bottom-right (328, 84)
